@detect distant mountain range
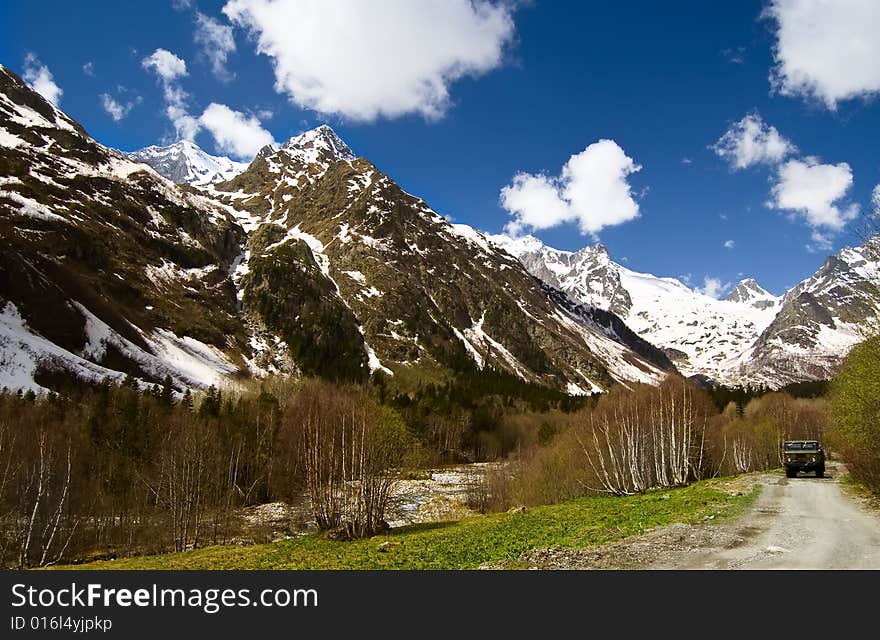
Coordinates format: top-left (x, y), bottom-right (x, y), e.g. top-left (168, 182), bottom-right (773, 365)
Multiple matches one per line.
top-left (126, 139), bottom-right (250, 186)
top-left (489, 233), bottom-right (880, 387)
top-left (0, 65), bottom-right (673, 395)
top-left (2, 63), bottom-right (878, 394)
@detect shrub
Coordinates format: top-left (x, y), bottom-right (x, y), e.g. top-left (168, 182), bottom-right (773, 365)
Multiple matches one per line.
top-left (292, 380), bottom-right (412, 539)
top-left (829, 336), bottom-right (880, 491)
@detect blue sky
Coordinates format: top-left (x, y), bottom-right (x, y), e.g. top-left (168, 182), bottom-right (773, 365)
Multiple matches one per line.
top-left (3, 0), bottom-right (879, 296)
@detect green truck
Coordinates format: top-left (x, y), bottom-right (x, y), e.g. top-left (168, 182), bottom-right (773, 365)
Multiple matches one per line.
top-left (782, 440), bottom-right (825, 478)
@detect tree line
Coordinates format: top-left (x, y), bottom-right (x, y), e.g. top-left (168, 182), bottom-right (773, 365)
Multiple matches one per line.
top-left (0, 363), bottom-right (840, 567)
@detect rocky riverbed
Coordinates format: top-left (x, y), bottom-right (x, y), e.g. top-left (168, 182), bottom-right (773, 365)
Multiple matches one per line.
top-left (234, 463), bottom-right (501, 543)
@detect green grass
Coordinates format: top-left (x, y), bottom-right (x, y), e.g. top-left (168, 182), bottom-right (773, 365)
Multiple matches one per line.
top-left (55, 477), bottom-right (760, 570)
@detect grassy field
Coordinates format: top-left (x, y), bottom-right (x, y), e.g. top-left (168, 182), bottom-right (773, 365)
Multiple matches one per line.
top-left (54, 476), bottom-right (760, 570)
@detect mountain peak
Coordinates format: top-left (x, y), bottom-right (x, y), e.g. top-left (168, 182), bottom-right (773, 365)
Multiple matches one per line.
top-left (579, 243), bottom-right (609, 260)
top-left (126, 139), bottom-right (248, 186)
top-left (725, 278), bottom-right (777, 308)
top-left (253, 143), bottom-right (277, 162)
top-left (487, 233), bottom-right (547, 258)
top-left (281, 124), bottom-right (356, 163)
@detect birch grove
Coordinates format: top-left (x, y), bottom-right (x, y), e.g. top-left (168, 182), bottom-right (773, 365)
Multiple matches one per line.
top-left (576, 378), bottom-right (710, 496)
top-left (294, 380), bottom-right (410, 540)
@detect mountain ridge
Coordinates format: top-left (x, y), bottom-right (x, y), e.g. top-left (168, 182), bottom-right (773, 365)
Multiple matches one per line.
top-left (0, 67), bottom-right (673, 395)
top-left (489, 232), bottom-right (880, 387)
top-left (126, 139), bottom-right (249, 186)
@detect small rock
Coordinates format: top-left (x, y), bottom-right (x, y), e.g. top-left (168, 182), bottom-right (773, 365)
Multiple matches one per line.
top-left (377, 541), bottom-right (392, 553)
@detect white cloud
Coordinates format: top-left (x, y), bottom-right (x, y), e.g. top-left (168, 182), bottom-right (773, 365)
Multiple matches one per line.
top-left (712, 113), bottom-right (795, 170)
top-left (723, 240), bottom-right (735, 249)
top-left (82, 62), bottom-right (94, 76)
top-left (770, 157), bottom-right (859, 230)
top-left (806, 230), bottom-right (833, 253)
top-left (100, 93), bottom-right (141, 122)
top-left (766, 0), bottom-right (880, 109)
top-left (872, 184), bottom-right (880, 218)
top-left (198, 103), bottom-right (276, 160)
top-left (141, 47), bottom-right (270, 157)
top-left (23, 54), bottom-right (62, 105)
top-left (500, 173), bottom-right (572, 234)
top-left (171, 0), bottom-right (193, 10)
top-left (142, 49), bottom-right (197, 140)
top-left (696, 276), bottom-right (732, 299)
top-left (195, 13), bottom-right (236, 81)
top-left (722, 46), bottom-right (746, 65)
top-left (501, 140), bottom-right (642, 237)
top-left (222, 0), bottom-right (515, 121)
top-left (142, 49), bottom-right (188, 83)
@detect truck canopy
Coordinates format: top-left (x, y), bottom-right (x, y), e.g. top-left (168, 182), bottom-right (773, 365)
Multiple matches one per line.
top-left (783, 441), bottom-right (819, 451)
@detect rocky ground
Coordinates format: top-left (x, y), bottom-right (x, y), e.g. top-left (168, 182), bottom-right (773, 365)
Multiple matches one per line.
top-left (231, 463), bottom-right (495, 543)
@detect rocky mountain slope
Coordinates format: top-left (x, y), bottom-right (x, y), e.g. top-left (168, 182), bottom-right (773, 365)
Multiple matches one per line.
top-left (204, 124), bottom-right (674, 391)
top-left (0, 65), bottom-right (248, 393)
top-left (126, 139), bottom-right (249, 186)
top-left (490, 234), bottom-right (781, 383)
top-left (724, 279), bottom-right (778, 310)
top-left (0, 67), bottom-right (673, 395)
top-left (740, 237), bottom-right (880, 385)
top-left (491, 233), bottom-right (880, 387)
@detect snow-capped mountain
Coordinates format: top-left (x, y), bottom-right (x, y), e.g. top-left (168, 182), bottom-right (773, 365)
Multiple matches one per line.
top-left (281, 124), bottom-right (356, 164)
top-left (725, 278), bottom-right (778, 310)
top-left (740, 237), bottom-right (880, 386)
top-left (126, 139), bottom-right (249, 186)
top-left (0, 65), bottom-right (247, 394)
top-left (0, 65), bottom-right (674, 395)
top-left (205, 124), bottom-right (674, 391)
top-left (491, 232), bottom-right (880, 386)
top-left (489, 234), bottom-right (784, 383)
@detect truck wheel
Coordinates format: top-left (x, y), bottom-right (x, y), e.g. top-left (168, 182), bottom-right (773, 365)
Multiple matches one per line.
top-left (785, 469), bottom-right (796, 478)
top-left (816, 468), bottom-right (825, 478)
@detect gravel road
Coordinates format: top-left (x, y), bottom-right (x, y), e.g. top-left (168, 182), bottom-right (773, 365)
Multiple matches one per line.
top-left (682, 462), bottom-right (880, 569)
top-left (514, 462), bottom-right (880, 570)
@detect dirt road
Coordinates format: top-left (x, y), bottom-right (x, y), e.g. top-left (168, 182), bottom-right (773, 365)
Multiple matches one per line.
top-left (682, 463), bottom-right (880, 569)
top-left (518, 462), bottom-right (880, 570)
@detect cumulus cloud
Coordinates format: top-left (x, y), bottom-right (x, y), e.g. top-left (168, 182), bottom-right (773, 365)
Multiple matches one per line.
top-left (723, 240), bottom-right (735, 249)
top-left (100, 93), bottom-right (142, 122)
top-left (765, 0), bottom-right (880, 109)
top-left (171, 0), bottom-right (193, 10)
top-left (501, 140), bottom-right (642, 237)
top-left (82, 62), bottom-right (94, 76)
top-left (712, 113), bottom-right (795, 170)
top-left (198, 103), bottom-right (275, 159)
top-left (142, 48), bottom-right (187, 83)
top-left (696, 276), bottom-right (732, 299)
top-left (140, 47), bottom-right (271, 159)
top-left (195, 12), bottom-right (236, 80)
top-left (222, 0), bottom-right (515, 121)
top-left (23, 54), bottom-right (63, 105)
top-left (769, 157), bottom-right (859, 231)
top-left (142, 49), bottom-right (199, 140)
